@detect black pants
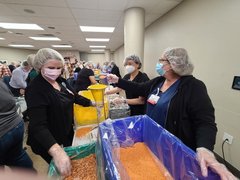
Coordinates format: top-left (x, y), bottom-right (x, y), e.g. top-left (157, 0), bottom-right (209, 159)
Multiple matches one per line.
top-left (9, 86), bottom-right (21, 97)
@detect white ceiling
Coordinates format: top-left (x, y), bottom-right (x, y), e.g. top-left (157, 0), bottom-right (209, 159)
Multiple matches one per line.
top-left (0, 0), bottom-right (183, 53)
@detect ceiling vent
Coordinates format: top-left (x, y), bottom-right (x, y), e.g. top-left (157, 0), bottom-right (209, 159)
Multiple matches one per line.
top-left (37, 34), bottom-right (55, 37)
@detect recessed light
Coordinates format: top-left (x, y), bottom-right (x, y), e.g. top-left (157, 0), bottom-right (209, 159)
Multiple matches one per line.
top-left (29, 37), bottom-right (61, 41)
top-left (91, 49), bottom-right (105, 52)
top-left (0, 23), bottom-right (43, 30)
top-left (0, 37), bottom-right (5, 40)
top-left (89, 45), bottom-right (106, 48)
top-left (8, 44), bottom-right (34, 47)
top-left (80, 26), bottom-right (115, 33)
top-left (52, 45), bottom-right (72, 48)
top-left (24, 9), bottom-right (35, 14)
top-left (86, 38), bottom-right (109, 42)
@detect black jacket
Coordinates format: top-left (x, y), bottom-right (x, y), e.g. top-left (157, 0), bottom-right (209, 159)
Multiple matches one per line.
top-left (25, 74), bottom-right (91, 156)
top-left (111, 65), bottom-right (121, 78)
top-left (117, 75), bottom-right (217, 151)
top-left (123, 71), bottom-right (149, 115)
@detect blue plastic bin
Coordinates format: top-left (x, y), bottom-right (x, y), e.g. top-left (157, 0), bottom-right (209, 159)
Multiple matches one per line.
top-left (97, 115), bottom-right (220, 180)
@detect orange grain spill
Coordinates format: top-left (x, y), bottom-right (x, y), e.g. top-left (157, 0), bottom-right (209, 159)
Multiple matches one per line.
top-left (117, 142), bottom-right (173, 180)
top-left (75, 127), bottom-right (92, 138)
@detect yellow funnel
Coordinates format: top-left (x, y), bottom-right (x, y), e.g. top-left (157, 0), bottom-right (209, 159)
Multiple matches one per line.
top-left (88, 84), bottom-right (107, 104)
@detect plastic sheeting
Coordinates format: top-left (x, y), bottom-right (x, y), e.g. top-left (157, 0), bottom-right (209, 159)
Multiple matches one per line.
top-left (97, 115), bottom-right (220, 180)
top-left (48, 142), bottom-right (96, 178)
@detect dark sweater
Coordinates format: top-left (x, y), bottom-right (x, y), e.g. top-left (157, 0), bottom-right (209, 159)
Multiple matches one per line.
top-left (123, 71), bottom-right (149, 115)
top-left (25, 74), bottom-right (91, 155)
top-left (117, 75), bottom-right (217, 151)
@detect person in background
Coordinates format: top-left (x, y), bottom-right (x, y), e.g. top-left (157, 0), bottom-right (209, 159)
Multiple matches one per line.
top-left (26, 54), bottom-right (38, 85)
top-left (25, 48), bottom-right (94, 177)
top-left (109, 61), bottom-right (121, 78)
top-left (0, 62), bottom-right (12, 88)
top-left (74, 61), bottom-right (97, 92)
top-left (0, 81), bottom-right (34, 171)
top-left (62, 57), bottom-right (74, 80)
top-left (9, 60), bottom-right (31, 97)
top-left (105, 55), bottom-right (149, 115)
top-left (107, 47), bottom-right (236, 179)
top-left (0, 62), bottom-right (11, 79)
top-left (8, 64), bottom-right (16, 73)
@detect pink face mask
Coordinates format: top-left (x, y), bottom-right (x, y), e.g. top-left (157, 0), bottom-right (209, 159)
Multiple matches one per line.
top-left (42, 68), bottom-right (62, 81)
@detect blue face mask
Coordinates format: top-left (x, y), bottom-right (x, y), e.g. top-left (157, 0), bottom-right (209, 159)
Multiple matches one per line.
top-left (156, 63), bottom-right (165, 76)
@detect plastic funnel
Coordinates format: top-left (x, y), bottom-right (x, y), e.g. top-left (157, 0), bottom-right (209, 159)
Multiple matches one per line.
top-left (88, 84), bottom-right (107, 104)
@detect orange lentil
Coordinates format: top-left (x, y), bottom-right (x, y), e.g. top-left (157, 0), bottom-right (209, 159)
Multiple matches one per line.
top-left (75, 127), bottom-right (92, 138)
top-left (117, 142), bottom-right (173, 180)
top-left (64, 154), bottom-right (97, 180)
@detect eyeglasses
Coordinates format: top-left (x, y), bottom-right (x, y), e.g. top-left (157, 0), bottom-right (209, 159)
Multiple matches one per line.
top-left (159, 58), bottom-right (169, 63)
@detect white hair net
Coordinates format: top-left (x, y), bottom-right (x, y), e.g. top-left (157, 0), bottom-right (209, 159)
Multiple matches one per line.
top-left (33, 48), bottom-right (64, 72)
top-left (163, 47), bottom-right (194, 76)
top-left (123, 55), bottom-right (142, 69)
top-left (26, 54), bottom-right (35, 67)
top-left (84, 61), bottom-right (94, 69)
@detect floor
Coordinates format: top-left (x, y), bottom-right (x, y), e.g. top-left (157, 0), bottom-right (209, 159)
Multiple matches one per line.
top-left (23, 122), bottom-right (49, 175)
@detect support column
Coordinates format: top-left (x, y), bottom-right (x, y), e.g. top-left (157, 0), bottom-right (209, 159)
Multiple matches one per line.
top-left (124, 7), bottom-right (145, 61)
top-left (105, 49), bottom-right (111, 61)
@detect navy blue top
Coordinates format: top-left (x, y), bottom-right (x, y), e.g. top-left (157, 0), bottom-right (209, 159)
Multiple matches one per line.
top-left (146, 79), bottom-right (180, 127)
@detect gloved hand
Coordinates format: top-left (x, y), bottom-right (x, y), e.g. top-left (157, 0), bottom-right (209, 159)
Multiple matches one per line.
top-left (91, 101), bottom-right (96, 107)
top-left (112, 97), bottom-right (126, 105)
top-left (107, 74), bottom-right (119, 84)
top-left (196, 147), bottom-right (237, 180)
top-left (48, 144), bottom-right (72, 177)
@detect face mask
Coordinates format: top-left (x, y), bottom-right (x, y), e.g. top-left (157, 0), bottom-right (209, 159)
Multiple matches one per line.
top-left (125, 65), bottom-right (135, 74)
top-left (156, 63), bottom-right (165, 76)
top-left (42, 68), bottom-right (62, 81)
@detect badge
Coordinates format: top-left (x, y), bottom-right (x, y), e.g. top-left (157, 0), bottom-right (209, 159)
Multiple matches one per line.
top-left (147, 94), bottom-right (160, 105)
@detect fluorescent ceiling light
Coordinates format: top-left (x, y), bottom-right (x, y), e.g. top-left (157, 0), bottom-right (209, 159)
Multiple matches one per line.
top-left (80, 26), bottom-right (115, 33)
top-left (8, 44), bottom-right (34, 47)
top-left (89, 45), bottom-right (106, 48)
top-left (91, 49), bottom-right (105, 52)
top-left (0, 37), bottom-right (5, 40)
top-left (30, 37), bottom-right (61, 41)
top-left (52, 45), bottom-right (72, 48)
top-left (86, 38), bottom-right (109, 42)
top-left (0, 23), bottom-right (43, 30)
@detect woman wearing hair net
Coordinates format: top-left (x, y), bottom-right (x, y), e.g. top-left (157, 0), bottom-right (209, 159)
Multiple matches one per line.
top-left (74, 61), bottom-right (97, 92)
top-left (25, 48), bottom-right (94, 177)
top-left (107, 47), bottom-right (236, 179)
top-left (105, 55), bottom-right (149, 115)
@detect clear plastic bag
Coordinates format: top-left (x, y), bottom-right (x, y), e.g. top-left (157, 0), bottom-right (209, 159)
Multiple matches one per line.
top-left (48, 143), bottom-right (96, 179)
top-left (97, 115), bottom-right (220, 180)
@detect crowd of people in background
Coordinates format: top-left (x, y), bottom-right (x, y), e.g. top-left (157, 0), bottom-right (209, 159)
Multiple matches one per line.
top-left (0, 55), bottom-right (124, 98)
top-left (0, 47), bottom-right (237, 179)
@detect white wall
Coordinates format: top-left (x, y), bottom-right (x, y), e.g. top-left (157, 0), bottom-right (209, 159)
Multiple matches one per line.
top-left (58, 50), bottom-right (80, 62)
top-left (87, 53), bottom-right (106, 66)
top-left (0, 47), bottom-right (37, 64)
top-left (113, 45), bottom-right (125, 76)
top-left (0, 47), bottom-right (81, 63)
top-left (143, 0), bottom-right (240, 169)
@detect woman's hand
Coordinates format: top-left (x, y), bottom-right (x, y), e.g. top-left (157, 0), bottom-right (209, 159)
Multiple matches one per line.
top-left (196, 147), bottom-right (237, 180)
top-left (107, 74), bottom-right (119, 84)
top-left (48, 144), bottom-right (72, 177)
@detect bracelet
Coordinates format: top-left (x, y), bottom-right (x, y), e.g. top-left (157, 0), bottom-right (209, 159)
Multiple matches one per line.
top-left (123, 99), bottom-right (127, 104)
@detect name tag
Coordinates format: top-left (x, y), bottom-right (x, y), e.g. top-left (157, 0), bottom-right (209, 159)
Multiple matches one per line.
top-left (147, 94), bottom-right (160, 105)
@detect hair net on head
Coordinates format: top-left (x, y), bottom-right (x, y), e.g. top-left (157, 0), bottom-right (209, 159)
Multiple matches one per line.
top-left (163, 47), bottom-right (194, 76)
top-left (21, 60), bottom-right (29, 67)
top-left (26, 54), bottom-right (35, 67)
top-left (84, 61), bottom-right (94, 69)
top-left (33, 48), bottom-right (64, 72)
top-left (124, 55), bottom-right (142, 69)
